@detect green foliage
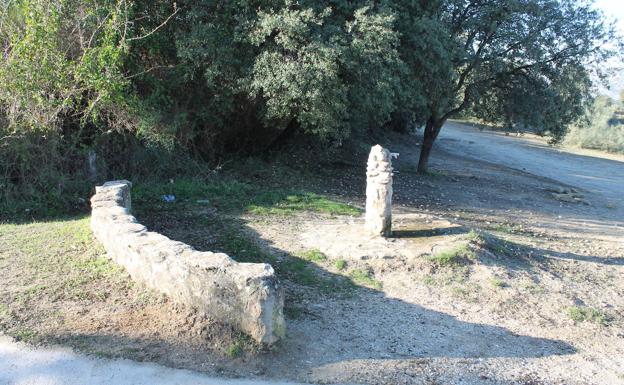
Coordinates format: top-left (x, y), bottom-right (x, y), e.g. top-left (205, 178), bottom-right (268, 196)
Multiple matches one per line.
top-left (567, 306), bottom-right (610, 326)
top-left (299, 249), bottom-right (327, 263)
top-left (133, 178), bottom-right (360, 216)
top-left (428, 243), bottom-right (475, 267)
top-left (334, 259), bottom-right (346, 271)
top-left (1, 0), bottom-right (621, 205)
top-left (564, 95), bottom-right (624, 153)
top-left (349, 269), bottom-right (382, 289)
top-left (0, 0), bottom-right (130, 129)
top-left (408, 0), bottom-right (620, 171)
top-left (226, 341), bottom-right (244, 359)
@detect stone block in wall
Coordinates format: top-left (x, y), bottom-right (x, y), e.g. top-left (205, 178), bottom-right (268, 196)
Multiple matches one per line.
top-left (90, 180), bottom-right (285, 344)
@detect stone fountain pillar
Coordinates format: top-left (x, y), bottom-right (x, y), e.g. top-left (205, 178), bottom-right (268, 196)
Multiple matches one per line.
top-left (365, 145), bottom-right (395, 237)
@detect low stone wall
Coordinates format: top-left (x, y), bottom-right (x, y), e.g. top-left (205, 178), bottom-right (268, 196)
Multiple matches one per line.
top-left (90, 180), bottom-right (285, 345)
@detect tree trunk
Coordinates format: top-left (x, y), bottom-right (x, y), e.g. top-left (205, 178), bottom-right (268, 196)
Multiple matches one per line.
top-left (417, 117), bottom-right (445, 174)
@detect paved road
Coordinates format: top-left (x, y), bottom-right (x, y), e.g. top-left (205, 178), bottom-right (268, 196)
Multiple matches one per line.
top-left (0, 336), bottom-right (303, 385)
top-left (438, 121), bottom-right (624, 213)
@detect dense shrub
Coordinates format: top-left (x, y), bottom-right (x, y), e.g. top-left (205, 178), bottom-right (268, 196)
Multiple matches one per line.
top-left (0, 0), bottom-right (618, 213)
top-left (564, 96), bottom-right (624, 153)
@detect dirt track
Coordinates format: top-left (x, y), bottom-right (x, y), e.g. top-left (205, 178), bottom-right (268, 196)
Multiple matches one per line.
top-left (440, 121), bottom-right (624, 207)
top-left (2, 124), bottom-right (623, 385)
top-left (439, 121), bottom-right (624, 234)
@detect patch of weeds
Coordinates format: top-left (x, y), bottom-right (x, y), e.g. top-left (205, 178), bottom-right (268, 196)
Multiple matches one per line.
top-left (22, 284), bottom-right (47, 298)
top-left (14, 328), bottom-right (38, 343)
top-left (451, 282), bottom-right (482, 302)
top-left (451, 286), bottom-right (469, 297)
top-left (279, 259), bottom-right (320, 286)
top-left (225, 334), bottom-right (257, 359)
top-left (490, 223), bottom-right (515, 234)
top-left (566, 306), bottom-right (610, 326)
top-left (466, 229), bottom-right (484, 243)
top-left (226, 342), bottom-right (244, 359)
top-left (247, 192), bottom-right (361, 216)
top-left (490, 277), bottom-right (507, 288)
top-left (349, 269), bottom-right (382, 290)
top-left (523, 282), bottom-right (545, 295)
top-left (334, 259), bottom-right (346, 271)
top-left (299, 249), bottom-right (327, 263)
top-left (428, 243), bottom-right (475, 267)
top-left (422, 275), bottom-right (436, 286)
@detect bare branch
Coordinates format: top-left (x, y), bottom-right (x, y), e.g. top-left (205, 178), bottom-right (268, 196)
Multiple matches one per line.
top-left (127, 4), bottom-right (179, 42)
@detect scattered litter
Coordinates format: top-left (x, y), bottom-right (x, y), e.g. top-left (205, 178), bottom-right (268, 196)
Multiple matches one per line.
top-left (162, 194), bottom-right (176, 203)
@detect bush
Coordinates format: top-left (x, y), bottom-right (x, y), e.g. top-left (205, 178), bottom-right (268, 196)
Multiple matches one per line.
top-left (1, 0), bottom-right (420, 212)
top-left (564, 96), bottom-right (624, 154)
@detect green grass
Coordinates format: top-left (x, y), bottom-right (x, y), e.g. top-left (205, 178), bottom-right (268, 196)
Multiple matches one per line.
top-left (334, 259), bottom-right (346, 271)
top-left (247, 192), bottom-right (361, 216)
top-left (427, 243), bottom-right (475, 267)
top-left (225, 334), bottom-right (258, 359)
top-left (349, 269), bottom-right (382, 290)
top-left (0, 217), bottom-right (129, 302)
top-left (14, 328), bottom-right (38, 343)
top-left (466, 229), bottom-right (483, 242)
top-left (0, 216), bottom-right (161, 345)
top-left (133, 178), bottom-right (361, 217)
top-left (0, 303), bottom-right (9, 318)
top-left (490, 277), bottom-right (507, 288)
top-left (299, 249), bottom-right (327, 263)
top-left (566, 306), bottom-right (610, 326)
top-left (226, 342), bottom-right (244, 359)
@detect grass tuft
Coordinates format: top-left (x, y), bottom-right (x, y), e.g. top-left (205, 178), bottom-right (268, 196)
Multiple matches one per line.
top-left (490, 277), bottom-right (507, 288)
top-left (226, 342), bottom-right (244, 359)
top-left (334, 259), bottom-right (346, 271)
top-left (428, 243), bottom-right (475, 267)
top-left (349, 269), bottom-right (382, 290)
top-left (566, 306), bottom-right (610, 326)
top-left (299, 249), bottom-right (327, 263)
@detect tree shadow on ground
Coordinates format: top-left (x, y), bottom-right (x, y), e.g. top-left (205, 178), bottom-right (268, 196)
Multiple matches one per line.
top-left (126, 206), bottom-right (576, 382)
top-left (473, 232), bottom-right (624, 276)
top-left (391, 225), bottom-right (467, 238)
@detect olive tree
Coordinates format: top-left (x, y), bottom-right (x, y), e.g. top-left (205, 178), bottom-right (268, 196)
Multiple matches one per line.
top-left (407, 0), bottom-right (619, 173)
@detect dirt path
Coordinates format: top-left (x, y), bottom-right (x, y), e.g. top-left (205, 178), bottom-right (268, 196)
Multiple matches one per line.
top-left (2, 126), bottom-right (623, 385)
top-left (439, 121), bottom-right (624, 232)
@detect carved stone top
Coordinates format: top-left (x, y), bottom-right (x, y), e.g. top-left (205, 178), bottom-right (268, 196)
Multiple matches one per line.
top-left (367, 144), bottom-right (393, 184)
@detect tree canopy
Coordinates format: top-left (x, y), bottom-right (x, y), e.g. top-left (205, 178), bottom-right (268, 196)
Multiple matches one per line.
top-left (408, 0), bottom-right (619, 171)
top-left (0, 0), bottom-right (620, 202)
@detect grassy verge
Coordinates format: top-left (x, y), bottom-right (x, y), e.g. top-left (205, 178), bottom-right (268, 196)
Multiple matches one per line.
top-left (133, 177), bottom-right (361, 217)
top-left (0, 217), bottom-right (158, 343)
